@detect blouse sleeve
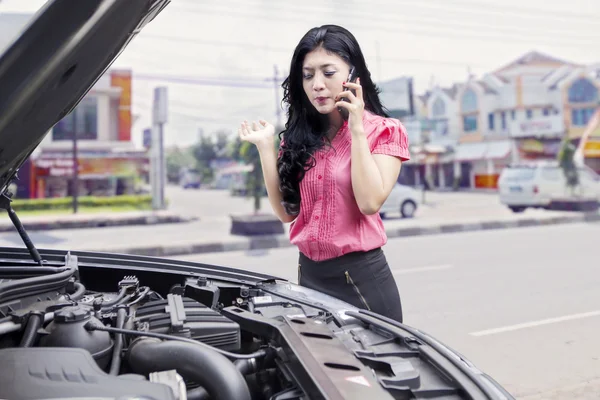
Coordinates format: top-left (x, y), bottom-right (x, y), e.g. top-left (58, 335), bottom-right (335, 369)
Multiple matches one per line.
top-left (371, 118), bottom-right (411, 161)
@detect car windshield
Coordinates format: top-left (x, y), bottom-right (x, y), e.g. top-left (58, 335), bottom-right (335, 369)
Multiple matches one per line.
top-left (501, 167), bottom-right (536, 181)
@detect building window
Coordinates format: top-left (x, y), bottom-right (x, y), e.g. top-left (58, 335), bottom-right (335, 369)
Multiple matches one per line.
top-left (511, 110), bottom-right (516, 120)
top-left (526, 109), bottom-right (533, 119)
top-left (543, 108), bottom-right (550, 116)
top-left (572, 108), bottom-right (596, 126)
top-left (463, 115), bottom-right (478, 132)
top-left (432, 98), bottom-right (446, 118)
top-left (568, 78), bottom-right (598, 103)
top-left (501, 111), bottom-right (507, 130)
top-left (461, 89), bottom-right (478, 113)
top-left (488, 113), bottom-right (495, 131)
top-left (53, 97), bottom-right (98, 141)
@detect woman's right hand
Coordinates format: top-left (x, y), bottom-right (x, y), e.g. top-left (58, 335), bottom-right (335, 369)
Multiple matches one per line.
top-left (238, 120), bottom-right (275, 148)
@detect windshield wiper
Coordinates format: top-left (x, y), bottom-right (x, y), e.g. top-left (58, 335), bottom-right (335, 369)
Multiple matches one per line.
top-left (0, 190), bottom-right (43, 266)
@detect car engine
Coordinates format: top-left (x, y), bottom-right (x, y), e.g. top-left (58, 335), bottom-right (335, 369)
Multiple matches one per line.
top-left (0, 251), bottom-right (512, 400)
top-left (0, 256), bottom-right (310, 400)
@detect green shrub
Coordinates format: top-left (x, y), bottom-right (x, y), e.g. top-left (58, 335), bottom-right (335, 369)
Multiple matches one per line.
top-left (9, 195), bottom-right (153, 211)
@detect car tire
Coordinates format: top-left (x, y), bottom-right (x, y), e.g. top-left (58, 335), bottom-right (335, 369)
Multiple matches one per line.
top-left (509, 206), bottom-right (526, 213)
top-left (400, 200), bottom-right (417, 218)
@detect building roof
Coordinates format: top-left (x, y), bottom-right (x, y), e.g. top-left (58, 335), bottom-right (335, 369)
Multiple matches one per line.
top-left (493, 50), bottom-right (581, 75)
top-left (442, 84), bottom-right (460, 100)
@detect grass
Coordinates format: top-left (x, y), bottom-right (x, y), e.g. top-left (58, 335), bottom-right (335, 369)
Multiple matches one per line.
top-left (0, 205), bottom-right (153, 218)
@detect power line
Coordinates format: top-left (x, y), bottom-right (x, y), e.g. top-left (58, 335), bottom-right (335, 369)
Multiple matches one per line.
top-left (132, 73), bottom-right (280, 89)
top-left (168, 6), bottom-right (597, 49)
top-left (215, 0), bottom-right (600, 37)
top-left (180, 0), bottom-right (600, 23)
top-left (135, 34), bottom-right (494, 69)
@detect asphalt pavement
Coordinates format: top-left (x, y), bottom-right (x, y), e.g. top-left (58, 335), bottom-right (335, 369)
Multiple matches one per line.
top-left (175, 222), bottom-right (600, 399)
top-left (0, 186), bottom-right (593, 257)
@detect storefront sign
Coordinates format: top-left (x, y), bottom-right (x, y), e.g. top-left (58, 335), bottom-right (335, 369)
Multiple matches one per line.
top-left (509, 115), bottom-right (564, 138)
top-left (475, 174), bottom-right (499, 189)
top-left (584, 141), bottom-right (600, 158)
top-left (35, 157), bottom-right (147, 178)
top-left (517, 138), bottom-right (562, 157)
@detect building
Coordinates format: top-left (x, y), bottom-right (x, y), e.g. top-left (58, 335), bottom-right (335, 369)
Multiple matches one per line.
top-left (413, 51), bottom-right (599, 190)
top-left (1, 12), bottom-right (149, 199)
top-left (30, 69), bottom-right (149, 198)
top-left (407, 84), bottom-right (463, 189)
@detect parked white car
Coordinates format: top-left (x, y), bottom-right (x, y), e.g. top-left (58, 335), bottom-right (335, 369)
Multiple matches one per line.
top-left (498, 161), bottom-right (600, 212)
top-left (379, 183), bottom-right (419, 219)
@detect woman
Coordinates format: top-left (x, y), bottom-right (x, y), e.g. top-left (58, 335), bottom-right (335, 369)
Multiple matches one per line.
top-left (238, 25), bottom-right (409, 323)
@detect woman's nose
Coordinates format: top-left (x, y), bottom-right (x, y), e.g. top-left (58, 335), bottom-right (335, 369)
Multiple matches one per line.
top-left (312, 75), bottom-right (326, 91)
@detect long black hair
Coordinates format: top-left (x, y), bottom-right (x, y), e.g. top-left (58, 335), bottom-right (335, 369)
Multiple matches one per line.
top-left (277, 24), bottom-right (389, 216)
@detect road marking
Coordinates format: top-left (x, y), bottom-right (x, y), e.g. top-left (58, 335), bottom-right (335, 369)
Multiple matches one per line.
top-left (470, 310), bottom-right (600, 337)
top-left (392, 264), bottom-right (453, 275)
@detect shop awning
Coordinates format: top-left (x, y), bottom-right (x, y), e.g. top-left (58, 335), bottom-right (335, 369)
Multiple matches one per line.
top-left (454, 143), bottom-right (488, 161)
top-left (486, 140), bottom-right (512, 159)
top-left (455, 141), bottom-right (512, 161)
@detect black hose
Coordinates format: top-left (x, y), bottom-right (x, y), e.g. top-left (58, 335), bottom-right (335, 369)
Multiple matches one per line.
top-left (101, 287), bottom-right (128, 308)
top-left (109, 307), bottom-right (127, 375)
top-left (86, 323), bottom-right (267, 361)
top-left (186, 387), bottom-right (209, 400)
top-left (67, 282), bottom-right (86, 300)
top-left (126, 339), bottom-right (251, 400)
top-left (19, 312), bottom-right (44, 347)
top-left (234, 358), bottom-right (258, 375)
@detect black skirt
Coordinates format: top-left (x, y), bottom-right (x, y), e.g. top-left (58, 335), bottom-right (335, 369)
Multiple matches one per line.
top-left (298, 248), bottom-right (403, 323)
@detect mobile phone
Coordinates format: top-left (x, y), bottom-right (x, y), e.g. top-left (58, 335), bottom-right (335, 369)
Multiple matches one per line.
top-left (339, 66), bottom-right (357, 120)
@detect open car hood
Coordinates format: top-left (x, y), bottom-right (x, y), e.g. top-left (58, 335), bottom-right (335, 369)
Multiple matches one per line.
top-left (0, 0), bottom-right (169, 194)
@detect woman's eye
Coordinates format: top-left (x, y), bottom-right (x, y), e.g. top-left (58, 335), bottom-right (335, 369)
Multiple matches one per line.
top-left (303, 74), bottom-right (313, 80)
top-left (324, 71), bottom-right (336, 76)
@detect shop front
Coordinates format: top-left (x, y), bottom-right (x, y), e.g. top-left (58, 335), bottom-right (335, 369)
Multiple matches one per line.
top-left (454, 141), bottom-right (513, 189)
top-left (32, 154), bottom-right (149, 198)
top-left (509, 114), bottom-right (565, 162)
top-left (582, 140), bottom-right (600, 173)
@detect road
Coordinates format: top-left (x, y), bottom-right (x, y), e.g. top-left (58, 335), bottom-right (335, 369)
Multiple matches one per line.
top-left (0, 186), bottom-right (577, 254)
top-left (174, 222), bottom-right (600, 399)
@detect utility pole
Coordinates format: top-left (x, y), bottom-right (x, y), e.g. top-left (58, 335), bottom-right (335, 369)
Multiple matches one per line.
top-left (273, 65), bottom-right (282, 128)
top-left (375, 41), bottom-right (382, 83)
top-left (151, 86), bottom-right (168, 210)
top-left (72, 107), bottom-right (79, 213)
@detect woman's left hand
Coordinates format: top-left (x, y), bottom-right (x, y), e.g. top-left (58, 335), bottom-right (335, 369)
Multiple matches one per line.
top-left (335, 77), bottom-right (365, 134)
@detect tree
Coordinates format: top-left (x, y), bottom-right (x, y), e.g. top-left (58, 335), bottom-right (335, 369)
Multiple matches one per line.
top-left (192, 134), bottom-right (217, 183)
top-left (215, 131), bottom-right (230, 157)
top-left (166, 147), bottom-right (195, 184)
top-left (228, 136), bottom-right (244, 162)
top-left (558, 138), bottom-right (579, 196)
top-left (240, 141), bottom-right (263, 213)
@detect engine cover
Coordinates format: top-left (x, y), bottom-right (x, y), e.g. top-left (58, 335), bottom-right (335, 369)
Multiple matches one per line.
top-left (135, 294), bottom-right (241, 351)
top-left (0, 347), bottom-right (176, 400)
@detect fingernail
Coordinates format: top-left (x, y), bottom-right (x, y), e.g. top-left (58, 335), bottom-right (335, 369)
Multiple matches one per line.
top-left (342, 81), bottom-right (346, 85)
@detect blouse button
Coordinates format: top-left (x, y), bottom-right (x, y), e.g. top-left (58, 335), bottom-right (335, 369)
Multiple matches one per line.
top-left (314, 216), bottom-right (319, 220)
top-left (318, 175), bottom-right (322, 180)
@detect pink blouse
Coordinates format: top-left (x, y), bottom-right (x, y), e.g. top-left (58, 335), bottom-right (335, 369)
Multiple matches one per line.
top-left (286, 110), bottom-right (410, 261)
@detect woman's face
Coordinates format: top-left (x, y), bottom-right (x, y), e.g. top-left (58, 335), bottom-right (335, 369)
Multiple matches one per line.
top-left (302, 47), bottom-right (351, 115)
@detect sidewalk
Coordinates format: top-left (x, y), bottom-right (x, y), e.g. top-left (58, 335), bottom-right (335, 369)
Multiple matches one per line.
top-left (0, 210), bottom-right (194, 232)
top-left (4, 207), bottom-right (596, 258)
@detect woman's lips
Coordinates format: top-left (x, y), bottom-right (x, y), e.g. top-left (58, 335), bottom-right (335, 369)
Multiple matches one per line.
top-left (315, 97), bottom-right (328, 104)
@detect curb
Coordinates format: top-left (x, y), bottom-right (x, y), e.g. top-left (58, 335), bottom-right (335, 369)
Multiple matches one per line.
top-left (96, 211), bottom-right (600, 258)
top-left (0, 214), bottom-right (196, 232)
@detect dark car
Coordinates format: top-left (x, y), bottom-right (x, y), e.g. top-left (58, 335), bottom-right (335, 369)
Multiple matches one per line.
top-left (0, 1), bottom-right (515, 399)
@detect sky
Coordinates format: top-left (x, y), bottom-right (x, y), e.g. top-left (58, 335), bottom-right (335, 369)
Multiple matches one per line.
top-left (1, 0), bottom-right (599, 148)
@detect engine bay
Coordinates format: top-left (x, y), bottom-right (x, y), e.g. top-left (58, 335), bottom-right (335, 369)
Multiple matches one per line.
top-left (0, 251), bottom-right (495, 400)
top-left (0, 252), bottom-right (390, 400)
